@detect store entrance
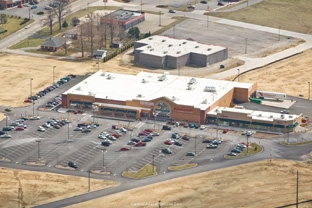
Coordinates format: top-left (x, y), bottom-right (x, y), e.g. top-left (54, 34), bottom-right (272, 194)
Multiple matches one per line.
top-left (154, 101), bottom-right (171, 119)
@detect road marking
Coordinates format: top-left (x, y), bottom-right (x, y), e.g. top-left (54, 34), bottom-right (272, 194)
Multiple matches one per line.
top-left (134, 122), bottom-right (144, 129)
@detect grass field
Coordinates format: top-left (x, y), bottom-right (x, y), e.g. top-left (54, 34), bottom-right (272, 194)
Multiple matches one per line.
top-left (210, 0), bottom-right (312, 34)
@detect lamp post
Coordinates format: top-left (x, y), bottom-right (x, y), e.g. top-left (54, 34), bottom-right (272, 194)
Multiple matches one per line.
top-left (245, 38), bottom-right (248, 54)
top-left (152, 154), bottom-right (155, 174)
top-left (178, 63), bottom-right (180, 76)
top-left (36, 140), bottom-right (41, 160)
top-left (195, 136), bottom-right (197, 155)
top-left (173, 24), bottom-right (175, 38)
top-left (30, 78), bottom-right (33, 97)
top-left (237, 68), bottom-right (240, 82)
top-left (308, 81), bottom-right (310, 100)
top-left (246, 135), bottom-right (250, 155)
top-left (140, 0), bottom-right (142, 13)
top-left (18, 188), bottom-right (21, 208)
top-left (159, 11), bottom-right (161, 26)
top-left (278, 26), bottom-right (281, 41)
top-left (87, 3), bottom-right (90, 16)
top-left (52, 66), bottom-right (56, 84)
top-left (88, 170), bottom-right (91, 192)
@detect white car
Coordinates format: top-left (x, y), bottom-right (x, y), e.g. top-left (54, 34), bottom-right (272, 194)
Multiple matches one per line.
top-left (1, 134), bottom-right (11, 138)
top-left (199, 125), bottom-right (206, 130)
top-left (38, 126), bottom-right (45, 132)
top-left (74, 127), bottom-right (82, 131)
top-left (98, 135), bottom-right (107, 139)
top-left (120, 127), bottom-right (127, 133)
top-left (44, 6), bottom-right (52, 10)
top-left (25, 25), bottom-right (30, 29)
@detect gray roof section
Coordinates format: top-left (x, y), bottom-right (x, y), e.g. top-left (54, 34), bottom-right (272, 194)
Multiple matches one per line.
top-left (41, 37), bottom-right (65, 47)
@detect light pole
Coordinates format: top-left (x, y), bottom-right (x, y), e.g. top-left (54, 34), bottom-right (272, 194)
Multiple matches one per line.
top-left (87, 3), bottom-right (90, 16)
top-left (140, 0), bottom-right (142, 13)
top-left (178, 63), bottom-right (180, 76)
top-left (195, 137), bottom-right (197, 155)
top-left (237, 68), bottom-right (240, 82)
top-left (30, 78), bottom-right (33, 97)
top-left (152, 154), bottom-right (155, 174)
top-left (173, 24), bottom-right (175, 38)
top-left (246, 135), bottom-right (250, 155)
top-left (18, 188), bottom-right (21, 208)
top-left (53, 66), bottom-right (56, 84)
top-left (278, 26), bottom-right (281, 41)
top-left (36, 140), bottom-right (41, 160)
top-left (159, 11), bottom-right (161, 26)
top-left (308, 81), bottom-right (310, 100)
top-left (245, 38), bottom-right (248, 54)
top-left (88, 170), bottom-right (91, 192)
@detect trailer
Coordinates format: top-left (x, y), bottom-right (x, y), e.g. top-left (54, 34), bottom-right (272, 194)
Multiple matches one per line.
top-left (255, 90), bottom-right (286, 100)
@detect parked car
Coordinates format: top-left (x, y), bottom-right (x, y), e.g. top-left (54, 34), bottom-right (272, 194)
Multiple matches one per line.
top-left (38, 126), bottom-right (45, 132)
top-left (149, 132), bottom-right (160, 136)
top-left (231, 148), bottom-right (242, 153)
top-left (31, 5), bottom-right (37, 9)
top-left (200, 0), bottom-right (207, 4)
top-left (212, 140), bottom-right (222, 145)
top-left (134, 141), bottom-right (146, 147)
top-left (189, 123), bottom-right (195, 128)
top-left (169, 9), bottom-right (176, 13)
top-left (24, 99), bottom-right (33, 103)
top-left (53, 125), bottom-right (61, 129)
top-left (218, 1), bottom-right (225, 6)
top-left (162, 125), bottom-right (172, 130)
top-left (120, 127), bottom-right (127, 133)
top-left (0, 130), bottom-right (5, 135)
top-left (3, 126), bottom-right (13, 131)
top-left (112, 133), bottom-right (121, 138)
top-left (138, 132), bottom-right (149, 137)
top-left (162, 148), bottom-right (172, 154)
top-left (223, 129), bottom-right (229, 133)
top-left (281, 110), bottom-right (289, 114)
top-left (81, 128), bottom-right (91, 133)
top-left (207, 144), bottom-right (218, 149)
top-left (17, 4), bottom-right (23, 8)
top-left (164, 140), bottom-right (173, 145)
top-left (127, 141), bottom-right (136, 145)
top-left (15, 126), bottom-right (25, 131)
top-left (186, 152), bottom-right (195, 156)
top-left (120, 147), bottom-right (131, 151)
top-left (131, 138), bottom-right (140, 143)
top-left (171, 133), bottom-right (180, 139)
top-left (142, 137), bottom-right (153, 142)
top-left (107, 135), bottom-right (117, 141)
top-left (228, 152), bottom-right (237, 156)
top-left (174, 141), bottom-right (182, 146)
top-left (1, 134), bottom-right (11, 138)
top-left (44, 5), bottom-right (52, 10)
top-left (200, 125), bottom-right (206, 130)
top-left (101, 140), bottom-right (112, 146)
top-left (246, 131), bottom-right (254, 136)
top-left (112, 125), bottom-right (120, 129)
top-left (202, 139), bottom-right (212, 143)
top-left (182, 135), bottom-right (190, 141)
top-left (68, 161), bottom-right (78, 168)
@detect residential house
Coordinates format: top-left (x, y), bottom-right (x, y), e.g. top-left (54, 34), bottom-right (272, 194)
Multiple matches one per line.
top-left (41, 37), bottom-right (66, 52)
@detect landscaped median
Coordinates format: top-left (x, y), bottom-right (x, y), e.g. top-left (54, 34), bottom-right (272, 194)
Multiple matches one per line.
top-left (225, 143), bottom-right (263, 159)
top-left (168, 163), bottom-right (197, 171)
top-left (122, 164), bottom-right (156, 179)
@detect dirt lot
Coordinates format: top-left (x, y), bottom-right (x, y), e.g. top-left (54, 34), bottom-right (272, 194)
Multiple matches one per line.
top-left (0, 167), bottom-right (118, 208)
top-left (1, 0), bottom-right (312, 207)
top-left (70, 159), bottom-right (312, 208)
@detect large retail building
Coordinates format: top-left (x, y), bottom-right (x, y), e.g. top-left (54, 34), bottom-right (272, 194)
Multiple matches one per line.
top-left (61, 71), bottom-right (301, 132)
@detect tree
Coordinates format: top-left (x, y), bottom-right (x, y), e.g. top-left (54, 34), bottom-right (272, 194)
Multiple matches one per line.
top-left (62, 20), bottom-right (68, 27)
top-left (71, 17), bottom-right (80, 27)
top-left (54, 1), bottom-right (71, 30)
top-left (128, 27), bottom-right (140, 39)
top-left (41, 9), bottom-right (55, 35)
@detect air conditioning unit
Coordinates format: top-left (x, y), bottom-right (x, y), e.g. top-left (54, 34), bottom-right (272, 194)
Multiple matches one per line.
top-left (137, 94), bottom-right (142, 98)
top-left (269, 115), bottom-right (273, 118)
top-left (258, 114), bottom-right (262, 117)
top-left (142, 79), bottom-right (146, 83)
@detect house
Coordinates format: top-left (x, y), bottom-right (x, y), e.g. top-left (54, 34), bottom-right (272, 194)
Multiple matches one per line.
top-left (93, 50), bottom-right (107, 60)
top-left (41, 37), bottom-right (66, 52)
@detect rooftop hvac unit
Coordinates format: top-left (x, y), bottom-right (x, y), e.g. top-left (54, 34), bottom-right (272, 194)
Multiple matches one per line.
top-left (107, 74), bottom-right (112, 79)
top-left (204, 86), bottom-right (216, 92)
top-left (100, 72), bottom-right (106, 76)
top-left (289, 115), bottom-right (293, 118)
top-left (281, 115), bottom-right (285, 118)
top-left (202, 99), bottom-right (207, 104)
top-left (147, 46), bottom-right (151, 48)
top-left (76, 86), bottom-right (81, 91)
top-left (182, 41), bottom-right (187, 44)
top-left (149, 37), bottom-right (153, 40)
top-left (270, 115), bottom-right (273, 118)
top-left (258, 114), bottom-right (262, 117)
top-left (142, 79), bottom-right (146, 83)
top-left (168, 44), bottom-right (173, 47)
top-left (188, 78), bottom-right (196, 85)
top-left (162, 39), bottom-right (166, 42)
top-left (158, 74), bottom-right (167, 81)
top-left (177, 51), bottom-right (181, 54)
top-left (207, 48), bottom-right (211, 51)
top-left (163, 51), bottom-right (168, 54)
top-left (137, 94), bottom-right (142, 98)
top-left (195, 45), bottom-right (199, 48)
top-left (186, 85), bottom-right (193, 90)
top-left (172, 96), bottom-right (176, 101)
top-left (150, 49), bottom-right (154, 51)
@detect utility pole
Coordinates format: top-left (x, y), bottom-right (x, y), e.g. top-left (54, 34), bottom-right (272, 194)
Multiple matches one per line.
top-left (30, 78), bottom-right (33, 97)
top-left (152, 154), bottom-right (155, 174)
top-left (36, 140), bottom-right (41, 160)
top-left (245, 38), bottom-right (248, 54)
top-left (88, 170), bottom-right (91, 192)
top-left (237, 68), bottom-right (240, 82)
top-left (308, 81), bottom-right (310, 100)
top-left (159, 11), bottom-right (161, 26)
top-left (53, 66), bottom-right (56, 84)
top-left (296, 170), bottom-right (299, 208)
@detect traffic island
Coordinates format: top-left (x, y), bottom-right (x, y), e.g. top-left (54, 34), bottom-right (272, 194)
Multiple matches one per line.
top-left (122, 164), bottom-right (157, 179)
top-left (168, 163), bottom-right (197, 171)
top-left (224, 143), bottom-right (263, 159)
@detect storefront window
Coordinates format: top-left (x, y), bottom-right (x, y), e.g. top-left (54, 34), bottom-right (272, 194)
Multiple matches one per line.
top-left (154, 102), bottom-right (170, 118)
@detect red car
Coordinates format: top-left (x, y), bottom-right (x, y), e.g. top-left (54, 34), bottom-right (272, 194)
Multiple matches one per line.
top-left (15, 126), bottom-right (25, 131)
top-left (17, 4), bottom-right (23, 8)
top-left (24, 99), bottom-right (33, 103)
top-left (134, 141), bottom-right (146, 147)
top-left (112, 125), bottom-right (120, 130)
top-left (164, 140), bottom-right (173, 145)
top-left (182, 135), bottom-right (190, 141)
top-left (144, 129), bottom-right (153, 133)
top-left (112, 133), bottom-right (120, 138)
top-left (223, 129), bottom-right (229, 134)
top-left (120, 147), bottom-right (131, 151)
top-left (138, 132), bottom-right (149, 137)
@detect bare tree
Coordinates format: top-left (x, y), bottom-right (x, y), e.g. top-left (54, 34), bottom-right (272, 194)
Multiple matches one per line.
top-left (108, 17), bottom-right (119, 48)
top-left (40, 9), bottom-right (56, 35)
top-left (77, 22), bottom-right (88, 57)
top-left (54, 0), bottom-right (71, 30)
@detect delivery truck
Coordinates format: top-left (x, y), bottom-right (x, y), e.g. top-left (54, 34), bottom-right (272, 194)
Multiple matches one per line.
top-left (255, 90), bottom-right (286, 100)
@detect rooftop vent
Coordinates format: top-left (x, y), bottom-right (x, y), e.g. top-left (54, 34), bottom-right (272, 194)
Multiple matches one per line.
top-left (258, 114), bottom-right (262, 117)
top-left (195, 45), bottom-right (199, 48)
top-left (107, 74), bottom-right (112, 80)
top-left (100, 72), bottom-right (106, 76)
top-left (182, 41), bottom-right (187, 44)
top-left (168, 44), bottom-right (173, 47)
top-left (150, 49), bottom-right (154, 51)
top-left (202, 99), bottom-right (207, 104)
top-left (162, 39), bottom-right (166, 42)
top-left (207, 48), bottom-right (211, 51)
top-left (270, 115), bottom-right (273, 118)
top-left (177, 51), bottom-right (181, 54)
top-left (147, 46), bottom-right (151, 48)
top-left (142, 79), bottom-right (146, 83)
top-left (204, 86), bottom-right (216, 92)
top-left (172, 96), bottom-right (177, 101)
top-left (186, 85), bottom-right (193, 90)
top-left (76, 86), bottom-right (82, 91)
top-left (163, 51), bottom-right (168, 54)
top-left (149, 37), bottom-right (153, 40)
top-left (281, 115), bottom-right (285, 118)
top-left (137, 94), bottom-right (142, 98)
top-left (188, 78), bottom-right (196, 85)
top-left (158, 74), bottom-right (167, 81)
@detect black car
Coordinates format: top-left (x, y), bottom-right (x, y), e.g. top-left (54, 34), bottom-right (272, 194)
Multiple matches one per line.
top-left (0, 130), bottom-right (5, 135)
top-left (142, 137), bottom-right (153, 142)
top-left (131, 138), bottom-right (140, 143)
top-left (162, 125), bottom-right (172, 130)
top-left (3, 127), bottom-right (12, 131)
top-left (68, 161), bottom-right (78, 168)
top-left (101, 140), bottom-right (111, 146)
top-left (202, 139), bottom-right (212, 143)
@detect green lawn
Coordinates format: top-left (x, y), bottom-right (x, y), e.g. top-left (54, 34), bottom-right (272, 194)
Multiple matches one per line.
top-left (0, 17), bottom-right (33, 40)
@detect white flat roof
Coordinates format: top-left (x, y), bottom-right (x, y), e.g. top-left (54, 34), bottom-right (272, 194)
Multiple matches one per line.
top-left (209, 106), bottom-right (297, 122)
top-left (135, 35), bottom-right (226, 57)
top-left (63, 71), bottom-right (253, 110)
